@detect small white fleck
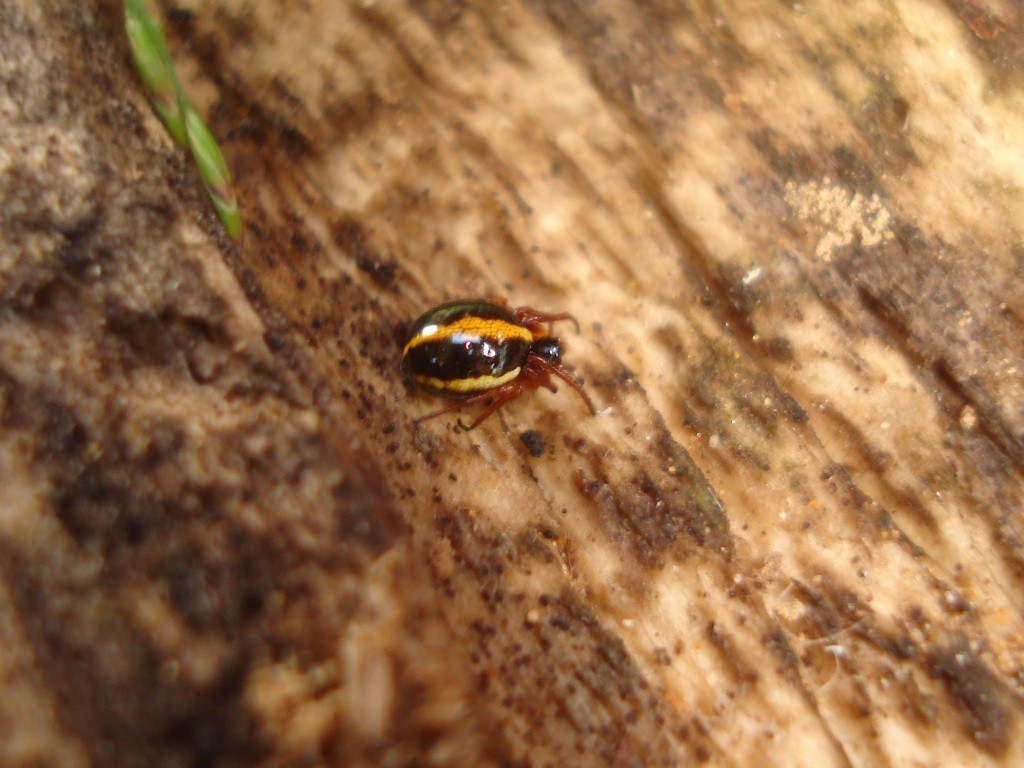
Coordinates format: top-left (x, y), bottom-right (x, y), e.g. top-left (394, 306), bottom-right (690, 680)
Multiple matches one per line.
top-left (742, 266), bottom-right (763, 285)
top-left (959, 405), bottom-right (977, 431)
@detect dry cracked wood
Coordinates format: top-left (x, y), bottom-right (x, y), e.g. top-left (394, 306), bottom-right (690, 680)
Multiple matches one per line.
top-left (1, 1), bottom-right (1023, 766)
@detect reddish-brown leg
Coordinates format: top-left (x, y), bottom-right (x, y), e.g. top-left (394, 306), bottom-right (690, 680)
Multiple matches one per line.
top-left (455, 381), bottom-right (528, 431)
top-left (513, 306), bottom-right (581, 335)
top-left (412, 389), bottom-right (505, 425)
top-left (520, 356), bottom-right (596, 415)
top-left (412, 380), bottom-right (530, 430)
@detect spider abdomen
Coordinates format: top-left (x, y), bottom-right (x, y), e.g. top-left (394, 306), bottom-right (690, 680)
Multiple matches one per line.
top-left (402, 300), bottom-right (533, 394)
top-left (402, 297), bottom-right (595, 429)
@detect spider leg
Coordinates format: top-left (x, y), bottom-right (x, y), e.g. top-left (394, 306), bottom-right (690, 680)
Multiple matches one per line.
top-left (455, 381), bottom-right (526, 431)
top-left (413, 382), bottom-right (528, 430)
top-left (412, 389), bottom-right (503, 425)
top-left (513, 306), bottom-right (581, 334)
top-left (523, 356), bottom-right (597, 415)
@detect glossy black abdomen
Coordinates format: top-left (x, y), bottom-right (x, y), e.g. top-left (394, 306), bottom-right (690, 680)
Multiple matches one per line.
top-left (402, 300), bottom-right (534, 393)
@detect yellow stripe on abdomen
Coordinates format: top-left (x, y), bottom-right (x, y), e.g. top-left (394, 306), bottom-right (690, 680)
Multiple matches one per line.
top-left (414, 367), bottom-right (521, 394)
top-left (403, 316), bottom-right (532, 355)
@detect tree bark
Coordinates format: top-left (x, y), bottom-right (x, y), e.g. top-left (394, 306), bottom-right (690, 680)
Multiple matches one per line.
top-left (2, 1), bottom-right (1023, 766)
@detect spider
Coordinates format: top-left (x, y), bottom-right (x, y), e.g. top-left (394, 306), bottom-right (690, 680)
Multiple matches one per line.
top-left (402, 298), bottom-right (595, 430)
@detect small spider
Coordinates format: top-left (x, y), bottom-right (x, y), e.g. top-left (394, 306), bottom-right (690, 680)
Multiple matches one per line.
top-left (402, 298), bottom-right (595, 430)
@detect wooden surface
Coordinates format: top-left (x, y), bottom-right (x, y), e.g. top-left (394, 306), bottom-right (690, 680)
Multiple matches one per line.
top-left (2, 1), bottom-right (1023, 766)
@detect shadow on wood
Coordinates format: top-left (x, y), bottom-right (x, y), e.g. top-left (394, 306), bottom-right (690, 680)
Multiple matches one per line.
top-left (1, 1), bottom-right (1023, 766)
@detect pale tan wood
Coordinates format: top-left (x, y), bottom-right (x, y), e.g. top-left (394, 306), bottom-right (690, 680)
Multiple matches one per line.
top-left (1, 1), bottom-right (1022, 766)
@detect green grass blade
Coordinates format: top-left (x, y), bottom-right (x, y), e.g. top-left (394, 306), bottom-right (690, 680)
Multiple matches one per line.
top-left (124, 0), bottom-right (186, 143)
top-left (125, 1), bottom-right (242, 238)
top-left (185, 107), bottom-right (242, 238)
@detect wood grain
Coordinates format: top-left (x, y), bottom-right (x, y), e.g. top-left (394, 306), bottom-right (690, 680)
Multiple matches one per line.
top-left (1, 1), bottom-right (1022, 766)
